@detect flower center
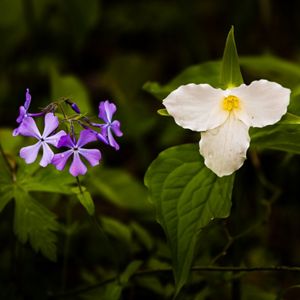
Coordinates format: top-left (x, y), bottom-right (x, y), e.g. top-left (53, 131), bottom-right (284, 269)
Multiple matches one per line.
top-left (222, 95), bottom-right (240, 112)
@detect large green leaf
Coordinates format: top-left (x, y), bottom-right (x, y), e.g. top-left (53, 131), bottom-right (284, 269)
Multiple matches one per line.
top-left (13, 187), bottom-right (59, 261)
top-left (250, 123), bottom-right (300, 154)
top-left (144, 144), bottom-right (235, 295)
top-left (220, 26), bottom-right (243, 88)
top-left (240, 55), bottom-right (300, 88)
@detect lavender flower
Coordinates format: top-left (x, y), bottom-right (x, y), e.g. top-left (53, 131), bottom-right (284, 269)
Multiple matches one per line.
top-left (18, 113), bottom-right (66, 167)
top-left (93, 100), bottom-right (123, 150)
top-left (52, 129), bottom-right (101, 177)
top-left (13, 89), bottom-right (45, 136)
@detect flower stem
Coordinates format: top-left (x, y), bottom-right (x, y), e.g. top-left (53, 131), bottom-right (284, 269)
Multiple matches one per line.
top-left (48, 265), bottom-right (300, 298)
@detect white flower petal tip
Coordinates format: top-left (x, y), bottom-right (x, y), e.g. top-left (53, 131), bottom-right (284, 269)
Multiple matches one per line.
top-left (163, 83), bottom-right (228, 132)
top-left (199, 115), bottom-right (250, 177)
top-left (231, 79), bottom-right (291, 128)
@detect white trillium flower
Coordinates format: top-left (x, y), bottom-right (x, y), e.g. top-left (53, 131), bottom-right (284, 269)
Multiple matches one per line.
top-left (163, 79), bottom-right (291, 177)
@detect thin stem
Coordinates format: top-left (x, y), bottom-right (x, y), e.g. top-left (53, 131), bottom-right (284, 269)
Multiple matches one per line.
top-left (210, 224), bottom-right (233, 265)
top-left (48, 265), bottom-right (300, 299)
top-left (75, 176), bottom-right (120, 271)
top-left (61, 200), bottom-right (73, 292)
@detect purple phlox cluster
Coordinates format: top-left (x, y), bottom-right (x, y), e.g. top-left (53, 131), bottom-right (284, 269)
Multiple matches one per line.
top-left (52, 130), bottom-right (101, 177)
top-left (13, 89), bottom-right (44, 136)
top-left (13, 89), bottom-right (122, 177)
top-left (19, 113), bottom-right (66, 167)
top-left (92, 100), bottom-right (123, 150)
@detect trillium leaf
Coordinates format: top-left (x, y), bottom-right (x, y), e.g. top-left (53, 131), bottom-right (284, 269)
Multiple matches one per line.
top-left (220, 26), bottom-right (243, 88)
top-left (13, 187), bottom-right (59, 261)
top-left (144, 144), bottom-right (235, 295)
top-left (250, 123), bottom-right (300, 154)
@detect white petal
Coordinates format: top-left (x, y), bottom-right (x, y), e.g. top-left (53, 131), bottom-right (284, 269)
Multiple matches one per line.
top-left (199, 114), bottom-right (250, 177)
top-left (163, 83), bottom-right (229, 131)
top-left (231, 80), bottom-right (290, 128)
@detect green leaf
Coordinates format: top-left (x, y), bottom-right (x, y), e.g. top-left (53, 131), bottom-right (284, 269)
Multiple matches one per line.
top-left (0, 145), bottom-right (12, 185)
top-left (13, 187), bottom-right (59, 261)
top-left (240, 55), bottom-right (300, 88)
top-left (157, 108), bottom-right (170, 116)
top-left (101, 216), bottom-right (132, 245)
top-left (87, 168), bottom-right (154, 218)
top-left (143, 61), bottom-right (221, 100)
top-left (19, 166), bottom-right (74, 194)
top-left (119, 260), bottom-right (143, 285)
top-left (50, 68), bottom-right (92, 113)
top-left (220, 26), bottom-right (243, 88)
top-left (250, 123), bottom-right (300, 154)
top-left (278, 112), bottom-right (300, 125)
top-left (72, 187), bottom-right (95, 215)
top-left (144, 144), bottom-right (235, 295)
top-left (0, 185), bottom-right (13, 212)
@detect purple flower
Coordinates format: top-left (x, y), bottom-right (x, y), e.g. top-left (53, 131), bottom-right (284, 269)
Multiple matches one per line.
top-left (13, 89), bottom-right (32, 136)
top-left (13, 88), bottom-right (45, 136)
top-left (94, 101), bottom-right (123, 150)
top-left (52, 129), bottom-right (101, 177)
top-left (18, 113), bottom-right (66, 167)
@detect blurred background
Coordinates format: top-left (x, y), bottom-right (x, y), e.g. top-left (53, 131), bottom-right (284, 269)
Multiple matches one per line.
top-left (2, 0), bottom-right (300, 299)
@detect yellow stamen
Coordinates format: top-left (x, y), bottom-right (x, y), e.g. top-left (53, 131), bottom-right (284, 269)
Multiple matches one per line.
top-left (222, 95), bottom-right (240, 112)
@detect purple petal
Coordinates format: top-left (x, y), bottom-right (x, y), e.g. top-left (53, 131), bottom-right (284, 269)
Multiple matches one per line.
top-left (18, 117), bottom-right (41, 139)
top-left (98, 101), bottom-right (116, 123)
top-left (24, 88), bottom-right (31, 110)
top-left (42, 113), bottom-right (59, 138)
top-left (100, 124), bottom-right (108, 137)
top-left (20, 142), bottom-right (41, 164)
top-left (111, 120), bottom-right (123, 137)
top-left (77, 129), bottom-right (97, 147)
top-left (12, 127), bottom-right (20, 136)
top-left (69, 152), bottom-right (87, 176)
top-left (40, 142), bottom-right (54, 167)
top-left (96, 132), bottom-right (108, 144)
top-left (16, 106), bottom-right (26, 123)
top-left (57, 134), bottom-right (75, 148)
top-left (71, 103), bottom-right (81, 114)
top-left (45, 130), bottom-right (67, 147)
top-left (79, 148), bottom-right (101, 166)
top-left (52, 150), bottom-right (73, 170)
top-left (107, 128), bottom-right (120, 150)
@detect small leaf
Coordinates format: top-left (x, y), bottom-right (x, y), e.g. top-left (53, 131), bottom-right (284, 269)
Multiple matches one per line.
top-left (72, 187), bottom-right (95, 215)
top-left (144, 144), bottom-right (235, 295)
top-left (119, 260), bottom-right (143, 285)
top-left (157, 108), bottom-right (170, 116)
top-left (220, 26), bottom-right (243, 88)
top-left (13, 187), bottom-right (59, 261)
